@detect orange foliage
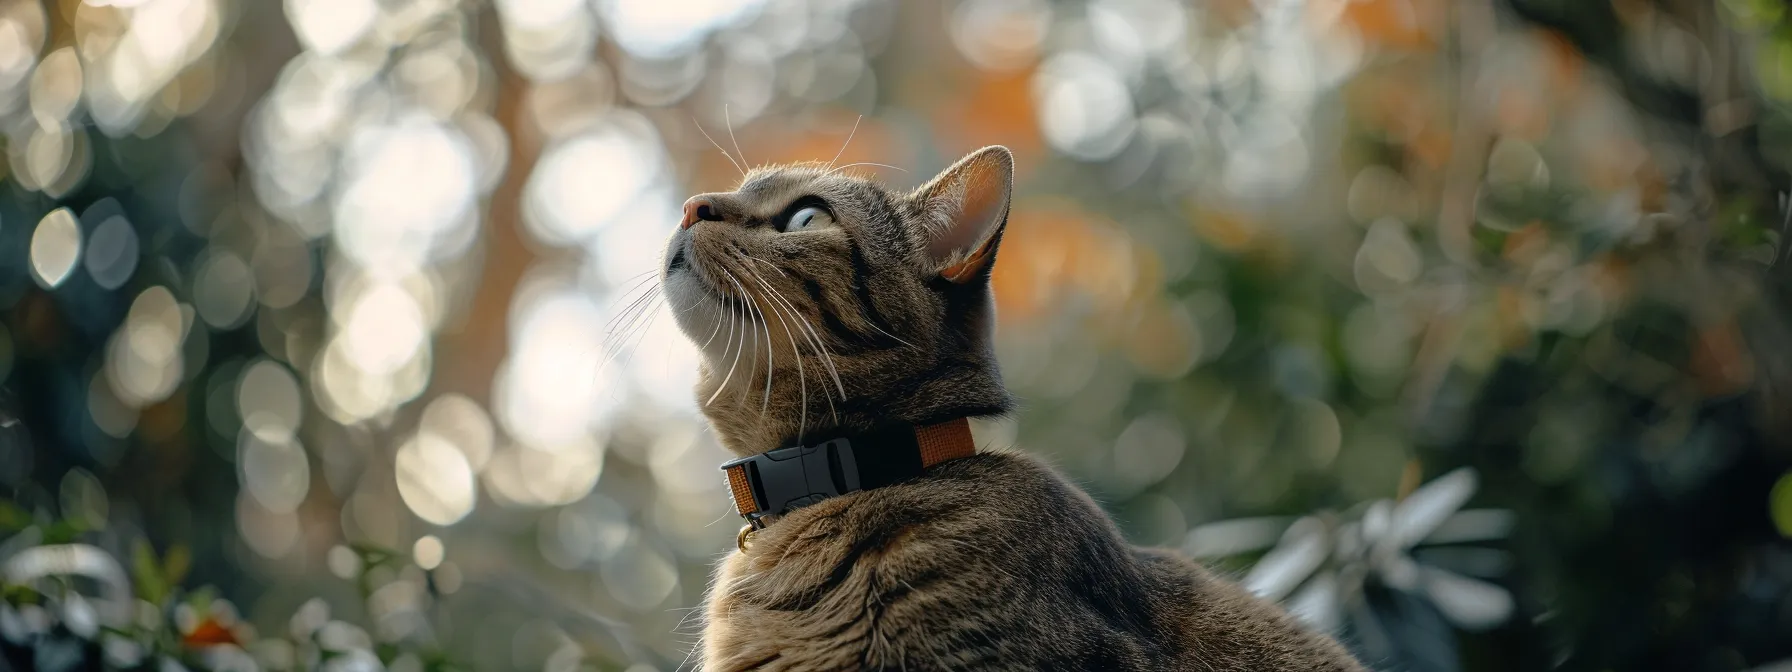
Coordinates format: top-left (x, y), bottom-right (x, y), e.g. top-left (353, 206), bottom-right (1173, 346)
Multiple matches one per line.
top-left (1348, 72), bottom-right (1451, 169)
top-left (1494, 286), bottom-right (1534, 351)
top-left (1192, 210), bottom-right (1260, 253)
top-left (931, 68), bottom-right (1042, 172)
top-left (1538, 29), bottom-right (1586, 99)
top-left (1343, 0), bottom-right (1439, 51)
top-left (1407, 125), bottom-right (1453, 170)
top-left (991, 199), bottom-right (1137, 324)
top-left (1123, 297), bottom-right (1199, 379)
top-left (1494, 87), bottom-right (1551, 141)
top-left (182, 618), bottom-right (242, 648)
top-left (1690, 320), bottom-right (1755, 397)
top-left (1502, 221), bottom-right (1550, 266)
top-left (1587, 256), bottom-right (1631, 307)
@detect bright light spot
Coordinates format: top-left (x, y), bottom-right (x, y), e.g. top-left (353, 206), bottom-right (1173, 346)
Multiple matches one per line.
top-left (107, 286), bottom-right (188, 406)
top-left (595, 0), bottom-right (763, 59)
top-left (252, 231), bottom-right (315, 308)
top-left (114, 0), bottom-right (223, 105)
top-left (420, 394), bottom-right (496, 471)
top-left (716, 40), bottom-right (775, 121)
top-left (624, 301), bottom-right (701, 412)
top-left (1353, 218), bottom-right (1423, 294)
top-left (600, 538), bottom-right (678, 610)
top-left (1221, 115), bottom-right (1311, 198)
top-left (340, 284), bottom-right (428, 375)
top-left (24, 123), bottom-right (83, 196)
top-left (284, 0), bottom-right (375, 56)
top-left (541, 496), bottom-right (630, 567)
top-left (495, 291), bottom-right (618, 447)
top-left (327, 544), bottom-right (362, 578)
top-left (29, 208), bottom-right (81, 288)
top-left (240, 433), bottom-right (310, 514)
top-left (412, 535), bottom-right (444, 570)
top-left (395, 433), bottom-right (476, 526)
top-left (0, 5), bottom-right (46, 95)
top-left (646, 424), bottom-right (715, 494)
top-left (525, 123), bottom-right (666, 246)
top-left (1088, 0), bottom-right (1186, 64)
top-left (950, 0), bottom-right (1052, 72)
top-left (237, 493), bottom-right (300, 559)
top-left (87, 372), bottom-right (139, 439)
top-left (482, 442), bottom-right (604, 508)
top-left (334, 119), bottom-right (477, 274)
top-left (1112, 413), bottom-right (1186, 495)
top-left (500, 12), bottom-right (598, 82)
top-left (29, 47), bottom-right (83, 125)
top-left (312, 339), bottom-right (395, 423)
top-left (1034, 52), bottom-right (1137, 160)
top-left (238, 359), bottom-right (303, 444)
top-left (496, 0), bottom-right (585, 30)
top-left (194, 251), bottom-right (256, 328)
top-left (85, 216), bottom-right (140, 290)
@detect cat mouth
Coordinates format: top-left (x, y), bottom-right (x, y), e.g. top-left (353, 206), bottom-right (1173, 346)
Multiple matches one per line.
top-left (667, 243), bottom-right (751, 313)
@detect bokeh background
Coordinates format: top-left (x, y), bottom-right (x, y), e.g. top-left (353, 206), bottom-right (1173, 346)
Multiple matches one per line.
top-left (2, 0), bottom-right (1792, 670)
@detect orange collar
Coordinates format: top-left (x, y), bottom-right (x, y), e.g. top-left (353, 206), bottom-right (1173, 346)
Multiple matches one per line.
top-left (721, 418), bottom-right (976, 528)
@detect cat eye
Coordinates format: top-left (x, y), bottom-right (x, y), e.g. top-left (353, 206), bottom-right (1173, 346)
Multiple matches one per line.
top-left (780, 206), bottom-right (832, 232)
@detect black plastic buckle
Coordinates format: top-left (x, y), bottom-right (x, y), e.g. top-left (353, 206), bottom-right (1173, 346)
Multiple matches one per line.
top-left (720, 438), bottom-right (863, 528)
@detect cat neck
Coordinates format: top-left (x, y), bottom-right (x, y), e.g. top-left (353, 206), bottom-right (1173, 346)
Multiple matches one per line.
top-left (697, 351), bottom-right (1012, 456)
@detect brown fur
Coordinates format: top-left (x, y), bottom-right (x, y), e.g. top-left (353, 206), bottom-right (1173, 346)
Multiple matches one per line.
top-left (661, 147), bottom-right (1365, 670)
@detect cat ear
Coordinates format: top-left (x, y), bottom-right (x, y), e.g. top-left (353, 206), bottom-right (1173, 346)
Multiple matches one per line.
top-left (910, 146), bottom-right (1013, 283)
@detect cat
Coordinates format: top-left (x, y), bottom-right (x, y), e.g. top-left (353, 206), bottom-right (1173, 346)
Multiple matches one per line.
top-left (660, 145), bottom-right (1366, 671)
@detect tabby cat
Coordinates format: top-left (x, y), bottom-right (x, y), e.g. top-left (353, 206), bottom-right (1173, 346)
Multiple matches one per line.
top-left (661, 145), bottom-right (1365, 671)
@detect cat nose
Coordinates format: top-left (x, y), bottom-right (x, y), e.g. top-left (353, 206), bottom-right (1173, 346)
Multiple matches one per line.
top-left (680, 196), bottom-right (725, 230)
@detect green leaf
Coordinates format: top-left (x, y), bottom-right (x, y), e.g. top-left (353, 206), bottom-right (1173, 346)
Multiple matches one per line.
top-left (350, 543), bottom-right (401, 571)
top-left (41, 519), bottom-right (90, 544)
top-left (163, 545), bottom-right (191, 589)
top-left (132, 540), bottom-right (168, 606)
top-left (1770, 471), bottom-right (1792, 539)
top-left (184, 586), bottom-right (217, 613)
top-left (0, 501), bottom-right (29, 531)
top-left (2, 583), bottom-right (41, 606)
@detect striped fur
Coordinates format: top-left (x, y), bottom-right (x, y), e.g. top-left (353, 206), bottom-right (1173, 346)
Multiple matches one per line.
top-left (662, 146), bottom-right (1364, 671)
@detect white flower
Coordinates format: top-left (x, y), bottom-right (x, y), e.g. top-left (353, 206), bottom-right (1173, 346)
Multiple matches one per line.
top-left (1185, 467), bottom-right (1517, 633)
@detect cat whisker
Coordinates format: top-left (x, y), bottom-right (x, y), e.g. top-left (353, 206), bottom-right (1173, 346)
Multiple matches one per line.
top-left (602, 274), bottom-right (660, 322)
top-left (737, 255), bottom-right (843, 419)
top-left (740, 269), bottom-right (788, 418)
top-left (735, 256), bottom-right (827, 424)
top-left (604, 284), bottom-right (661, 338)
top-left (824, 114), bottom-right (863, 171)
top-left (693, 116), bottom-right (746, 178)
top-left (596, 284), bottom-right (661, 371)
top-left (717, 266), bottom-right (776, 417)
top-left (767, 284), bottom-right (846, 403)
top-left (695, 285), bottom-right (729, 351)
top-left (704, 283), bottom-right (746, 406)
top-left (822, 161), bottom-right (909, 178)
top-left (725, 103), bottom-right (750, 172)
top-left (741, 254), bottom-right (791, 278)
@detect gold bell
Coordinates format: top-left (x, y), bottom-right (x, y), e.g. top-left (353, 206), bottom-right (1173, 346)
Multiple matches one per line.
top-left (737, 524), bottom-right (756, 553)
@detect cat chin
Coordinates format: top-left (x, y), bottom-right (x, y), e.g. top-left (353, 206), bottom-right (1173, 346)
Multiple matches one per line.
top-left (662, 269), bottom-right (735, 359)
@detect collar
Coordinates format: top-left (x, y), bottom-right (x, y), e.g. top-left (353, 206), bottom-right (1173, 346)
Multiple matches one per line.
top-left (721, 418), bottom-right (976, 545)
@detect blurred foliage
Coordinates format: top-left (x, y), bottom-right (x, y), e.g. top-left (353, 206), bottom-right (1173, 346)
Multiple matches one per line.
top-left (1, 0), bottom-right (1791, 670)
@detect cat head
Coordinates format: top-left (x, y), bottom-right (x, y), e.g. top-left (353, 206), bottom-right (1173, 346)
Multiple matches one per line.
top-left (661, 146), bottom-right (1017, 454)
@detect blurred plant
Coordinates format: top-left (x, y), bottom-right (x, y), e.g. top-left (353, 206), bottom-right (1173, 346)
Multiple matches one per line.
top-left (0, 498), bottom-right (479, 672)
top-left (2, 0), bottom-right (1791, 669)
top-left (1189, 467), bottom-right (1515, 671)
